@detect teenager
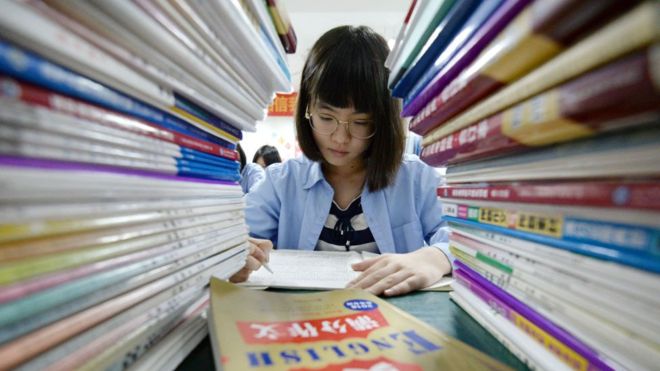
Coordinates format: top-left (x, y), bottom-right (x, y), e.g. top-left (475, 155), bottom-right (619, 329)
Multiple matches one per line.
top-left (231, 26), bottom-right (451, 296)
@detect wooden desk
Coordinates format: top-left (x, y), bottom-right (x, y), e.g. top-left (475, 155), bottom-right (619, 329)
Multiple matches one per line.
top-left (177, 290), bottom-right (529, 370)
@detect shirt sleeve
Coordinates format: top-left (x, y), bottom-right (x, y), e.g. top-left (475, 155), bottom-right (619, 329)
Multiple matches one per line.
top-left (245, 166), bottom-right (280, 244)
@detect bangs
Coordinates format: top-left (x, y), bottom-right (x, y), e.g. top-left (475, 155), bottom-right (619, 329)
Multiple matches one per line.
top-left (307, 35), bottom-right (388, 114)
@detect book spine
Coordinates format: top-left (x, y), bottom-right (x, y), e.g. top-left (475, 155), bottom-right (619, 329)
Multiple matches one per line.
top-left (421, 46), bottom-right (660, 166)
top-left (173, 94), bottom-right (242, 140)
top-left (442, 202), bottom-right (660, 256)
top-left (384, 0), bottom-right (418, 68)
top-left (391, 0), bottom-right (480, 98)
top-left (0, 41), bottom-right (234, 149)
top-left (412, 0), bottom-right (641, 137)
top-left (437, 181), bottom-right (660, 210)
top-left (402, 0), bottom-right (529, 116)
top-left (446, 217), bottom-right (660, 273)
top-left (454, 265), bottom-right (612, 371)
top-left (1, 77), bottom-right (238, 160)
top-left (422, 2), bottom-right (659, 146)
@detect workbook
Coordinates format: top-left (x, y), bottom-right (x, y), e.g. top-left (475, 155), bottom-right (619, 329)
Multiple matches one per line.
top-left (240, 249), bottom-right (453, 291)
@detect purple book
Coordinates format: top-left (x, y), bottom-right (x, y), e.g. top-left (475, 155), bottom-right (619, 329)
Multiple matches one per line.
top-left (454, 260), bottom-right (614, 371)
top-left (402, 0), bottom-right (531, 117)
top-left (0, 156), bottom-right (237, 186)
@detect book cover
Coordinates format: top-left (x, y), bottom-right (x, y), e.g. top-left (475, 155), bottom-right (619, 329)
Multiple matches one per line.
top-left (388, 0), bottom-right (457, 89)
top-left (385, 0), bottom-right (418, 69)
top-left (437, 180), bottom-right (660, 210)
top-left (391, 0), bottom-right (480, 98)
top-left (446, 217), bottom-right (660, 273)
top-left (266, 0), bottom-right (298, 53)
top-left (449, 290), bottom-right (553, 371)
top-left (421, 46), bottom-right (660, 166)
top-left (443, 126), bottom-right (660, 184)
top-left (441, 200), bottom-right (660, 259)
top-left (403, 0), bottom-right (531, 117)
top-left (453, 265), bottom-right (613, 371)
top-left (422, 1), bottom-right (659, 146)
top-left (409, 0), bottom-right (640, 135)
top-left (0, 0), bottom-right (173, 109)
top-left (208, 279), bottom-right (510, 371)
top-left (449, 234), bottom-right (660, 343)
top-left (0, 41), bottom-right (237, 148)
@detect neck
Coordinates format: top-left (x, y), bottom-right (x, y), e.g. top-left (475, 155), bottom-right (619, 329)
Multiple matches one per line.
top-left (322, 159), bottom-right (366, 178)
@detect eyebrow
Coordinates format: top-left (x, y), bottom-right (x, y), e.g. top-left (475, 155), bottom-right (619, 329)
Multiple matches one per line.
top-left (317, 102), bottom-right (370, 115)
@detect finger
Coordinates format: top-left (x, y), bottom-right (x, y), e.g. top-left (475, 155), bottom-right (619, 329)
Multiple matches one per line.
top-left (363, 269), bottom-right (414, 296)
top-left (351, 255), bottom-right (385, 272)
top-left (244, 255), bottom-right (262, 272)
top-left (248, 238), bottom-right (273, 261)
top-left (229, 267), bottom-right (250, 283)
top-left (347, 262), bottom-right (397, 289)
top-left (383, 275), bottom-right (424, 297)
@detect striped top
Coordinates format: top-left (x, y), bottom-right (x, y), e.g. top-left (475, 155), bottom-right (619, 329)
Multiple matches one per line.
top-left (315, 196), bottom-right (378, 253)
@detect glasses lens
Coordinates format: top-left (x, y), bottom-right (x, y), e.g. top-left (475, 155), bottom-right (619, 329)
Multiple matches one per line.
top-left (310, 114), bottom-right (338, 135)
top-left (349, 121), bottom-right (375, 139)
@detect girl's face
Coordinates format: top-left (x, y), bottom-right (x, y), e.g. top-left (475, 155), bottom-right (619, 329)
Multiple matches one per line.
top-left (255, 157), bottom-right (267, 168)
top-left (309, 101), bottom-right (373, 171)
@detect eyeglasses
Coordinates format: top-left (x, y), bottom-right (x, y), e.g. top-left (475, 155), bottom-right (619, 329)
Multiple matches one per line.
top-left (305, 110), bottom-right (376, 139)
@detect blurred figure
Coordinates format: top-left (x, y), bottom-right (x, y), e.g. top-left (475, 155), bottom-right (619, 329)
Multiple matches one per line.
top-left (237, 144), bottom-right (264, 193)
top-left (252, 144), bottom-right (282, 168)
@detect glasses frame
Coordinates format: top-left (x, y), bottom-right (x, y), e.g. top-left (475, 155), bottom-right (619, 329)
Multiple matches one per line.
top-left (305, 109), bottom-right (376, 140)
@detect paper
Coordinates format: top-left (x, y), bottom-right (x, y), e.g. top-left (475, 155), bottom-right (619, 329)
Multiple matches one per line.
top-left (240, 249), bottom-right (453, 291)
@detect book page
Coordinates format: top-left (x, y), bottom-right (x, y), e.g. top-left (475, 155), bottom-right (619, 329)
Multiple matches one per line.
top-left (241, 250), bottom-right (363, 290)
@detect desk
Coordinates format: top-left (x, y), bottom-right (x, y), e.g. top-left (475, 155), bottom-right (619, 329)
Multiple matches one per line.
top-left (177, 290), bottom-right (528, 370)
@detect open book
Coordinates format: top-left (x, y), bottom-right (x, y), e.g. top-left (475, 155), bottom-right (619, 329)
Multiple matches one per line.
top-left (240, 249), bottom-right (453, 291)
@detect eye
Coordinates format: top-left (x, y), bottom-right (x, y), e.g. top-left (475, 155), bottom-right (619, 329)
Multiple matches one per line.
top-left (352, 121), bottom-right (371, 126)
top-left (318, 115), bottom-right (335, 121)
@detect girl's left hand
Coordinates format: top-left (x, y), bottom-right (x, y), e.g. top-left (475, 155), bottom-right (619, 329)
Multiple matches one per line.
top-left (347, 247), bottom-right (451, 296)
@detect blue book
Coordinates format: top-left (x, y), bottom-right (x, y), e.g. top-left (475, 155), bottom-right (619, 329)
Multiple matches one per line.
top-left (403, 0), bottom-right (503, 110)
top-left (0, 40), bottom-right (235, 150)
top-left (174, 93), bottom-right (242, 140)
top-left (178, 147), bottom-right (239, 170)
top-left (391, 0), bottom-right (480, 98)
top-left (446, 218), bottom-right (660, 273)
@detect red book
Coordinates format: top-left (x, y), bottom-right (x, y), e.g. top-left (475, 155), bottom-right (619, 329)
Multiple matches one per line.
top-left (420, 47), bottom-right (660, 167)
top-left (1, 78), bottom-right (239, 161)
top-left (409, 0), bottom-right (639, 135)
top-left (438, 180), bottom-right (660, 210)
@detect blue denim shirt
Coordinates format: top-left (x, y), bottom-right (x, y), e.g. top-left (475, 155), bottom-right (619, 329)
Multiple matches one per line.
top-left (240, 162), bottom-right (265, 193)
top-left (245, 155), bottom-right (451, 259)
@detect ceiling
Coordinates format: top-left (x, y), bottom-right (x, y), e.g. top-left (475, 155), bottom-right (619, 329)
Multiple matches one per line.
top-left (280, 0), bottom-right (411, 90)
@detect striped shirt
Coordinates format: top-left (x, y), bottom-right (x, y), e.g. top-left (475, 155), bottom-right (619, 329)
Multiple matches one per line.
top-left (315, 196), bottom-right (378, 253)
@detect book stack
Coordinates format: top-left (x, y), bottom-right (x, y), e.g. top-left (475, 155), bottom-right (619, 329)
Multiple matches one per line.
top-left (0, 1), bottom-right (293, 370)
top-left (389, 1), bottom-right (660, 369)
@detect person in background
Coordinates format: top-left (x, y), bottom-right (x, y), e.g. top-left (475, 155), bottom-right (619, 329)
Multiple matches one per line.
top-left (252, 144), bottom-right (282, 168)
top-left (230, 25), bottom-right (451, 296)
top-left (236, 144), bottom-right (265, 194)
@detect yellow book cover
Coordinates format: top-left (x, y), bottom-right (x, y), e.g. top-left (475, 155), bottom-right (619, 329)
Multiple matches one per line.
top-left (209, 279), bottom-right (511, 370)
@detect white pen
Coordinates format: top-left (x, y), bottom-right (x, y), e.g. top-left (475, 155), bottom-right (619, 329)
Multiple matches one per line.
top-left (262, 262), bottom-right (274, 274)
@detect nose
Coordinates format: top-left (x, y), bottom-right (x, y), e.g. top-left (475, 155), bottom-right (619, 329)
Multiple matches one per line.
top-left (331, 120), bottom-right (351, 143)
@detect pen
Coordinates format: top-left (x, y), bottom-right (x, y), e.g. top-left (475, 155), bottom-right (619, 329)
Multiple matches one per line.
top-left (262, 262), bottom-right (274, 274)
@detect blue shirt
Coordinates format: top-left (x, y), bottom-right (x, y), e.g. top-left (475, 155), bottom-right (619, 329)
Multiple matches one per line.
top-left (245, 154), bottom-right (451, 260)
top-left (240, 163), bottom-right (265, 193)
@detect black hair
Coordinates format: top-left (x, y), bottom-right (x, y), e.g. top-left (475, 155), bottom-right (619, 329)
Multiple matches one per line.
top-left (236, 143), bottom-right (246, 172)
top-left (295, 25), bottom-right (404, 191)
top-left (252, 145), bottom-right (282, 167)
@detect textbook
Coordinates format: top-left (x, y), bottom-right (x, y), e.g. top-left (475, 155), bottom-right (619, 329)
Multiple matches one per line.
top-left (208, 279), bottom-right (510, 371)
top-left (240, 249), bottom-right (453, 291)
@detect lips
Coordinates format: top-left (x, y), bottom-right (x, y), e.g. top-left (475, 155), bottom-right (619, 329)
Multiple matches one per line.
top-left (328, 148), bottom-right (349, 156)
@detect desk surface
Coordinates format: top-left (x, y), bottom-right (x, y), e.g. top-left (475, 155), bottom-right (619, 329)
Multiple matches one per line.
top-left (177, 290), bottom-right (528, 370)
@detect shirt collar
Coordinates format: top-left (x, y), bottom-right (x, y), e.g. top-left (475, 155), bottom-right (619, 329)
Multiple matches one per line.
top-left (303, 159), bottom-right (326, 190)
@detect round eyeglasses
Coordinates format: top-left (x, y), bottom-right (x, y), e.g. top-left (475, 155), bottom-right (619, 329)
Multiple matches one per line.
top-left (305, 111), bottom-right (376, 139)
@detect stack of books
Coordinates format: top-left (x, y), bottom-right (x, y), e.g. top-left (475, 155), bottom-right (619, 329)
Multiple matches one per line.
top-left (389, 0), bottom-right (659, 369)
top-left (0, 1), bottom-right (293, 370)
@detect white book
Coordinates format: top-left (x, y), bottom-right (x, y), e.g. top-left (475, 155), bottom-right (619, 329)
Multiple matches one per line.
top-left (88, 0), bottom-right (264, 123)
top-left (385, 0), bottom-right (421, 68)
top-left (450, 287), bottom-right (571, 371)
top-left (0, 1), bottom-right (173, 109)
top-left (241, 249), bottom-right (453, 291)
top-left (193, 0), bottom-right (291, 93)
top-left (43, 0), bottom-right (257, 133)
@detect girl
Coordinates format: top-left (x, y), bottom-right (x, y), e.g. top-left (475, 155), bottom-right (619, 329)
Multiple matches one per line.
top-left (232, 25), bottom-right (451, 296)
